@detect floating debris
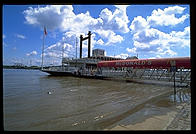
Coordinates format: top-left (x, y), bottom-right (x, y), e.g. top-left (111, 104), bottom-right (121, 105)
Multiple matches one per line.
top-left (94, 116), bottom-right (99, 121)
top-left (72, 122), bottom-right (78, 126)
top-left (70, 89), bottom-right (78, 92)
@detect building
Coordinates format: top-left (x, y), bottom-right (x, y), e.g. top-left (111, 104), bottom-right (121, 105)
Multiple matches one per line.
top-left (92, 49), bottom-right (105, 57)
top-left (126, 56), bottom-right (138, 60)
top-left (14, 63), bottom-right (25, 67)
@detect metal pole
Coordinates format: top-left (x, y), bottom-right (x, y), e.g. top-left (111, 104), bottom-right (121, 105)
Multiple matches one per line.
top-left (76, 37), bottom-right (78, 59)
top-left (76, 37), bottom-right (78, 67)
top-left (62, 45), bottom-right (64, 67)
top-left (41, 30), bottom-right (45, 70)
top-left (173, 70), bottom-right (177, 102)
top-left (88, 31), bottom-right (91, 58)
top-left (174, 70), bottom-right (176, 95)
top-left (80, 35), bottom-right (83, 59)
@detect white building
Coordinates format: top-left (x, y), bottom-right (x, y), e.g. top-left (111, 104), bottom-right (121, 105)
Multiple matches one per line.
top-left (92, 49), bottom-right (105, 57)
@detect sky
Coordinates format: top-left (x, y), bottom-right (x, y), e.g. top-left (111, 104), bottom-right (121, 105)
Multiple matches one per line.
top-left (3, 4), bottom-right (190, 66)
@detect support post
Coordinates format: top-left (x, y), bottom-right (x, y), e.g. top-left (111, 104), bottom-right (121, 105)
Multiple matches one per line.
top-left (62, 45), bottom-right (64, 67)
top-left (174, 71), bottom-right (176, 95)
top-left (149, 69), bottom-right (155, 79)
top-left (88, 31), bottom-right (91, 58)
top-left (76, 37), bottom-right (78, 59)
top-left (80, 35), bottom-right (83, 58)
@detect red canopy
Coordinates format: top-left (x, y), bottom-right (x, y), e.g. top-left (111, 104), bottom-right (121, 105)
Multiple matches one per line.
top-left (97, 57), bottom-right (191, 69)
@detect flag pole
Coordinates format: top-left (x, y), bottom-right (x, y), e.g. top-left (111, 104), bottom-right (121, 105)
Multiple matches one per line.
top-left (41, 26), bottom-right (45, 70)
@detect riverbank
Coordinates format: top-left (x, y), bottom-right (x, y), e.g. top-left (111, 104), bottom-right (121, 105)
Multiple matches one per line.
top-left (105, 99), bottom-right (191, 130)
top-left (3, 65), bottom-right (41, 70)
top-left (166, 100), bottom-right (191, 130)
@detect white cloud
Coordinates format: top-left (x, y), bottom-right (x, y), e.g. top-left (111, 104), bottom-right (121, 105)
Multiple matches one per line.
top-left (23, 5), bottom-right (74, 31)
top-left (99, 6), bottom-right (130, 33)
top-left (148, 55), bottom-right (162, 59)
top-left (99, 8), bottom-right (113, 23)
top-left (44, 38), bottom-right (74, 59)
top-left (128, 25), bottom-right (190, 57)
top-left (107, 33), bottom-right (123, 45)
top-left (96, 39), bottom-right (104, 45)
top-left (159, 49), bottom-right (177, 56)
top-left (24, 5), bottom-right (189, 60)
top-left (3, 42), bottom-right (7, 47)
top-left (62, 11), bottom-right (94, 32)
top-left (130, 16), bottom-right (149, 33)
top-left (114, 5), bottom-right (129, 11)
top-left (3, 34), bottom-right (6, 39)
top-left (26, 50), bottom-right (37, 56)
top-left (147, 6), bottom-right (189, 26)
top-left (16, 34), bottom-right (26, 39)
top-left (128, 6), bottom-right (190, 58)
top-left (44, 30), bottom-right (99, 59)
top-left (126, 47), bottom-right (136, 54)
top-left (133, 28), bottom-right (160, 44)
top-left (3, 34), bottom-right (7, 47)
top-left (114, 53), bottom-right (129, 59)
top-left (129, 25), bottom-right (188, 57)
top-left (24, 5), bottom-right (128, 33)
top-left (43, 51), bottom-right (62, 58)
top-left (164, 6), bottom-right (186, 14)
top-left (169, 26), bottom-right (190, 47)
top-left (32, 51), bottom-right (37, 55)
top-left (23, 5), bottom-right (130, 48)
top-left (95, 29), bottom-right (124, 45)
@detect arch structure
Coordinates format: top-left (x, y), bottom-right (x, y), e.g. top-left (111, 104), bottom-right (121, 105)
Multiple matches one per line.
top-left (80, 31), bottom-right (91, 58)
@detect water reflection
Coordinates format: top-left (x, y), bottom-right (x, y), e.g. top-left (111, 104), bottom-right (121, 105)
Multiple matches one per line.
top-left (171, 88), bottom-right (191, 103)
top-left (4, 70), bottom-right (191, 130)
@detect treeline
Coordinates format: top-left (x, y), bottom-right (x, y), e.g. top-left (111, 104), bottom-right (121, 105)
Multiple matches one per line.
top-left (3, 65), bottom-right (41, 70)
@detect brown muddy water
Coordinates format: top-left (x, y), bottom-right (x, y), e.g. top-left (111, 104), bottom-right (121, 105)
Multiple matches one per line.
top-left (3, 69), bottom-right (191, 130)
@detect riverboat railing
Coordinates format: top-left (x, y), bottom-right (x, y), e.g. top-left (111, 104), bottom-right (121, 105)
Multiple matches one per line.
top-left (100, 68), bottom-right (191, 85)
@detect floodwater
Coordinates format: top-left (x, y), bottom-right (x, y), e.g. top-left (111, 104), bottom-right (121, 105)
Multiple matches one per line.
top-left (3, 69), bottom-right (191, 130)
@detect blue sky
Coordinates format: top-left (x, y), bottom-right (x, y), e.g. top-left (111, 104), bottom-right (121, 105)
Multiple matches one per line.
top-left (3, 4), bottom-right (190, 66)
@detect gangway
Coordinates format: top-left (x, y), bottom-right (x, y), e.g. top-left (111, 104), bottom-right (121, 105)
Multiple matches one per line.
top-left (97, 57), bottom-right (191, 86)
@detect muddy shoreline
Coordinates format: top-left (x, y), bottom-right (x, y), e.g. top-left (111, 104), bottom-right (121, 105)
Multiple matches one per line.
top-left (105, 88), bottom-right (191, 130)
top-left (166, 100), bottom-right (191, 130)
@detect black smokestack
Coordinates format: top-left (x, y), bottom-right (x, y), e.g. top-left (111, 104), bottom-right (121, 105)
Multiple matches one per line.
top-left (88, 31), bottom-right (91, 58)
top-left (80, 35), bottom-right (83, 59)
